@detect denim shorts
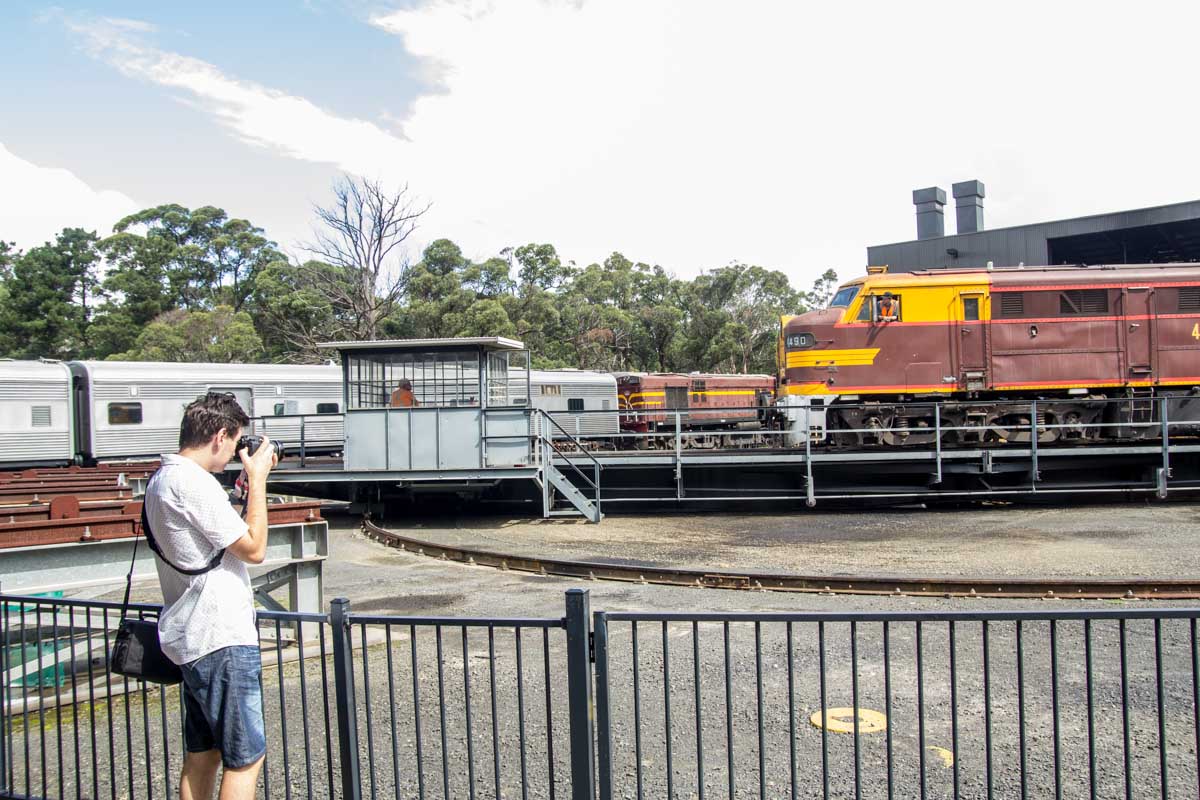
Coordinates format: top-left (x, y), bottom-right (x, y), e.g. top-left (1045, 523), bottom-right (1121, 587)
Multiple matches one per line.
top-left (180, 645), bottom-right (266, 769)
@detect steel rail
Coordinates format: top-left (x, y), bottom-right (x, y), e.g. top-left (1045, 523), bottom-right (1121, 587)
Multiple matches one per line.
top-left (361, 519), bottom-right (1200, 599)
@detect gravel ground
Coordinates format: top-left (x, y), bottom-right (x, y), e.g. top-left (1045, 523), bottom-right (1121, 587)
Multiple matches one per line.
top-left (7, 505), bottom-right (1200, 799)
top-left (374, 501), bottom-right (1200, 579)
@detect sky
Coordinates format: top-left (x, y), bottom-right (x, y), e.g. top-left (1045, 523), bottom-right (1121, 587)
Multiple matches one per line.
top-left (2, 0), bottom-right (1199, 290)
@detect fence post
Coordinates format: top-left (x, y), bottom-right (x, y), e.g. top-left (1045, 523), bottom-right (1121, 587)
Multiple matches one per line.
top-left (592, 610), bottom-right (612, 800)
top-left (330, 597), bottom-right (362, 800)
top-left (0, 589), bottom-right (7, 797)
top-left (565, 589), bottom-right (596, 800)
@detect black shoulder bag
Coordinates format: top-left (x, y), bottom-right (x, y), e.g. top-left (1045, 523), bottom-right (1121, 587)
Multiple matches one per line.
top-left (110, 491), bottom-right (227, 685)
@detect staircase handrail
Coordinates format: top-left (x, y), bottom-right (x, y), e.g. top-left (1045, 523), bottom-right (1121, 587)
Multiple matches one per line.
top-left (534, 409), bottom-right (603, 492)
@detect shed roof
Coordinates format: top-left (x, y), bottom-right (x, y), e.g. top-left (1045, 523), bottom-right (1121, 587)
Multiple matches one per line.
top-left (320, 337), bottom-right (526, 353)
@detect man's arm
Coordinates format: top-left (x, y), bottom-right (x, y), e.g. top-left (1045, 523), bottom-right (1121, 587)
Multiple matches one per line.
top-left (226, 438), bottom-right (277, 565)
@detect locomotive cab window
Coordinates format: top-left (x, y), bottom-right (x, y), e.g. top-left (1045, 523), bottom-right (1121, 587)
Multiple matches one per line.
top-left (829, 286), bottom-right (860, 308)
top-left (108, 402), bottom-right (143, 425)
top-left (858, 294), bottom-right (902, 322)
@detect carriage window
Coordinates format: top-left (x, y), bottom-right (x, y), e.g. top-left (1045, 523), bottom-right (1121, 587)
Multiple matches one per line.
top-left (1180, 287), bottom-right (1200, 312)
top-left (567, 398), bottom-right (584, 412)
top-left (317, 402), bottom-right (340, 414)
top-left (999, 293), bottom-right (1025, 317)
top-left (540, 385), bottom-right (562, 396)
top-left (31, 406), bottom-right (51, 427)
top-left (108, 402), bottom-right (143, 425)
top-left (963, 297), bottom-right (980, 321)
top-left (1059, 289), bottom-right (1108, 315)
top-left (274, 403), bottom-right (286, 416)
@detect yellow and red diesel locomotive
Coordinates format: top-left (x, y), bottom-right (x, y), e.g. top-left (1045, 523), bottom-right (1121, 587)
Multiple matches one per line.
top-left (779, 264), bottom-right (1200, 446)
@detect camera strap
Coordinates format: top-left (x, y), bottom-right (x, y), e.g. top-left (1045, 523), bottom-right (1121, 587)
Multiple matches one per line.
top-left (119, 471), bottom-right (226, 623)
top-left (139, 500), bottom-right (227, 576)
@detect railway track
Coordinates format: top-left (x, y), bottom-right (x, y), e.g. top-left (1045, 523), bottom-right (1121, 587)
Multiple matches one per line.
top-left (361, 518), bottom-right (1200, 600)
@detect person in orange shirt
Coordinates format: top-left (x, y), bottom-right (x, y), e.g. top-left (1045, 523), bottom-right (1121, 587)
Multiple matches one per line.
top-left (389, 379), bottom-right (420, 408)
top-left (878, 292), bottom-right (899, 321)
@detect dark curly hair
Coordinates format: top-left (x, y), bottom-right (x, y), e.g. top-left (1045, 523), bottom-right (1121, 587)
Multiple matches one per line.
top-left (179, 392), bottom-right (250, 450)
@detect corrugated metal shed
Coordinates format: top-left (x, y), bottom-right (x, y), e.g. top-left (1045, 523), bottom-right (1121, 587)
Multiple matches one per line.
top-left (868, 198), bottom-right (1200, 271)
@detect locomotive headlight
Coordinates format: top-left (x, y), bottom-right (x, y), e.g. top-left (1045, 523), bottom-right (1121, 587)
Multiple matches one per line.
top-left (786, 332), bottom-right (816, 349)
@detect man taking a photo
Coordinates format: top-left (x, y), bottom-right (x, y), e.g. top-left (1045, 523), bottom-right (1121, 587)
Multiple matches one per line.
top-left (144, 392), bottom-right (277, 800)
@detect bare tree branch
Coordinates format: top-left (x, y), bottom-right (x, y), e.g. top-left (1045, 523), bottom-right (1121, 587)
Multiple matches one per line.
top-left (302, 175), bottom-right (430, 340)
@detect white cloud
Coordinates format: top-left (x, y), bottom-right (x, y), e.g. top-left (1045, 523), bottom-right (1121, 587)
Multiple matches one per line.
top-left (63, 16), bottom-right (409, 176)
top-left (60, 2), bottom-right (1200, 287)
top-left (0, 142), bottom-right (139, 250)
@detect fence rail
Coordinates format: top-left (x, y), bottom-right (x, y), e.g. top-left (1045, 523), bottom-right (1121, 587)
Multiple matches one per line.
top-left (3, 592), bottom-right (1200, 800)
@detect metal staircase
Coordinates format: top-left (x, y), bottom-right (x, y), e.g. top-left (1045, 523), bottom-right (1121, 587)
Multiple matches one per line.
top-left (533, 410), bottom-right (603, 522)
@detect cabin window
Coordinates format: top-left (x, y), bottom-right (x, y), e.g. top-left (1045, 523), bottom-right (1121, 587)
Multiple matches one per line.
top-left (1180, 287), bottom-right (1200, 312)
top-left (540, 385), bottom-right (562, 396)
top-left (785, 332), bottom-right (815, 349)
top-left (963, 297), bottom-right (980, 321)
top-left (30, 406), bottom-right (51, 427)
top-left (860, 294), bottom-right (902, 321)
top-left (317, 402), bottom-right (340, 414)
top-left (108, 402), bottom-right (143, 425)
top-left (1059, 289), bottom-right (1108, 315)
top-left (567, 398), bottom-right (585, 412)
top-left (691, 380), bottom-right (706, 392)
top-left (999, 293), bottom-right (1025, 317)
top-left (274, 403), bottom-right (285, 416)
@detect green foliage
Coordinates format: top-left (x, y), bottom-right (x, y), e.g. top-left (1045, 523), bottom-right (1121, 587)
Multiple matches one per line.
top-left (111, 306), bottom-right (263, 363)
top-left (97, 204), bottom-right (283, 324)
top-left (0, 229), bottom-right (100, 359)
top-left (3, 199), bottom-right (833, 373)
top-left (807, 268), bottom-right (839, 308)
top-left (251, 259), bottom-right (349, 362)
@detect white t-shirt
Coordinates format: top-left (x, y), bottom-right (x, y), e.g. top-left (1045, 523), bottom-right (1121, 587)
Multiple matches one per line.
top-left (146, 454), bottom-right (257, 665)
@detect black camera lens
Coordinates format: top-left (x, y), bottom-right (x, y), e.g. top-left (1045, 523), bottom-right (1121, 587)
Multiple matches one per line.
top-left (237, 435), bottom-right (284, 460)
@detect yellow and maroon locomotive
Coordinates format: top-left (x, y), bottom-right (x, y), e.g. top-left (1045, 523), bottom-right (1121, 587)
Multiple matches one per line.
top-left (779, 264), bottom-right (1200, 445)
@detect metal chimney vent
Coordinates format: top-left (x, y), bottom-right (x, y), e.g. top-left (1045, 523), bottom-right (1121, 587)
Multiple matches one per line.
top-left (952, 180), bottom-right (986, 234)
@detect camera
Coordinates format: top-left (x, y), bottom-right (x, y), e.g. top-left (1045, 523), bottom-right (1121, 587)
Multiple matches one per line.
top-left (237, 435), bottom-right (285, 460)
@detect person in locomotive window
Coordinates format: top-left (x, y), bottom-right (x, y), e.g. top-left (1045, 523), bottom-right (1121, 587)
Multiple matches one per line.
top-left (389, 379), bottom-right (420, 408)
top-left (877, 292), bottom-right (900, 321)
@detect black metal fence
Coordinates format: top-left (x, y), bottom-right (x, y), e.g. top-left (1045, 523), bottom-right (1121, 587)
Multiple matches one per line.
top-left (4, 593), bottom-right (1200, 800)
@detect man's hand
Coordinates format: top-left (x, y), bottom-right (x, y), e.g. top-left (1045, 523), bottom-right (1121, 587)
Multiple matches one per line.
top-left (238, 436), bottom-right (278, 484)
top-left (229, 436), bottom-right (276, 565)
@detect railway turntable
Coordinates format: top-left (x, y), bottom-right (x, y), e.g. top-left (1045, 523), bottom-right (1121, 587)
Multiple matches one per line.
top-left (252, 336), bottom-right (1200, 520)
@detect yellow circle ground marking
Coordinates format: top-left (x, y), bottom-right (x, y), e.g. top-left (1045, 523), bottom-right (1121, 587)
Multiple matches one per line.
top-left (809, 707), bottom-right (888, 734)
top-left (927, 746), bottom-right (955, 768)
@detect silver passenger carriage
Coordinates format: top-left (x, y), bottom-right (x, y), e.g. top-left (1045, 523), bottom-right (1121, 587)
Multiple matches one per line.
top-left (0, 359), bottom-right (75, 467)
top-left (69, 361), bottom-right (344, 462)
top-left (516, 369), bottom-right (619, 439)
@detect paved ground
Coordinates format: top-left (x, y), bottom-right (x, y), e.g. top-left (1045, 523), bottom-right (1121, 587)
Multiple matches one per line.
top-left (361, 500), bottom-right (1200, 580)
top-left (9, 503), bottom-right (1200, 800)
